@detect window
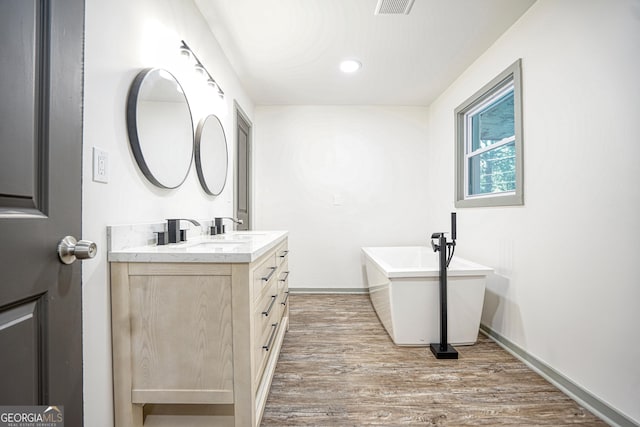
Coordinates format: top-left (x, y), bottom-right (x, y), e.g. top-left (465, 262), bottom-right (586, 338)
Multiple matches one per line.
top-left (455, 59), bottom-right (523, 207)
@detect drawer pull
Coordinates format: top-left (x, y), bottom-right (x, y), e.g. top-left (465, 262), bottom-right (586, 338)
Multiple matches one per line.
top-left (281, 291), bottom-right (289, 306)
top-left (262, 295), bottom-right (277, 316)
top-left (278, 271), bottom-right (290, 282)
top-left (278, 250), bottom-right (289, 259)
top-left (261, 266), bottom-right (277, 282)
top-left (262, 323), bottom-right (278, 351)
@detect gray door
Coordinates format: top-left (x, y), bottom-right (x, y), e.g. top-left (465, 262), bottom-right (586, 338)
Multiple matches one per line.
top-left (236, 108), bottom-right (251, 230)
top-left (0, 0), bottom-right (85, 424)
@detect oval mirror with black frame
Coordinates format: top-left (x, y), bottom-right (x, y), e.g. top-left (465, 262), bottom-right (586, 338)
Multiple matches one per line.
top-left (126, 68), bottom-right (194, 189)
top-left (195, 114), bottom-right (228, 196)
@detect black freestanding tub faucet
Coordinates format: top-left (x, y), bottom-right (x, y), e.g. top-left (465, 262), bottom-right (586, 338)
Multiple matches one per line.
top-left (429, 212), bottom-right (458, 359)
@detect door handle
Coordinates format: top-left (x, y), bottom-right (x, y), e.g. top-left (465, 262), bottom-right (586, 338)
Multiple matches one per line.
top-left (57, 236), bottom-right (97, 264)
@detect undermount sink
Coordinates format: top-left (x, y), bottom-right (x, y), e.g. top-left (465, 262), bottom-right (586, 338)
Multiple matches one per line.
top-left (209, 232), bottom-right (268, 241)
top-left (188, 241), bottom-right (243, 249)
top-left (225, 234), bottom-right (264, 240)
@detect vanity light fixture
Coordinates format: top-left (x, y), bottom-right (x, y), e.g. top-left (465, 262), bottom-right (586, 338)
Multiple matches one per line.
top-left (339, 59), bottom-right (362, 73)
top-left (180, 40), bottom-right (225, 99)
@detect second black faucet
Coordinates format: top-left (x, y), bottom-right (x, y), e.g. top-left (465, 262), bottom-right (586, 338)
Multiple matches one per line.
top-left (211, 217), bottom-right (243, 235)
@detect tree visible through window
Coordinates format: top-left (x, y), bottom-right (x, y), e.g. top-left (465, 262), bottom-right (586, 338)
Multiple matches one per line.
top-left (455, 60), bottom-right (523, 207)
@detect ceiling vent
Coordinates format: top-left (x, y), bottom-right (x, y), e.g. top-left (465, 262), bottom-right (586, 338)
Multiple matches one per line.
top-left (374, 0), bottom-right (415, 15)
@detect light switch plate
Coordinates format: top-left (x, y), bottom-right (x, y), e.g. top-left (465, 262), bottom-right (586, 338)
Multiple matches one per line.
top-left (93, 147), bottom-right (109, 183)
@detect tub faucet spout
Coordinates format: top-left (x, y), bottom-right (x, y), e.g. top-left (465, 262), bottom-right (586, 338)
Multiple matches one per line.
top-left (430, 232), bottom-right (443, 252)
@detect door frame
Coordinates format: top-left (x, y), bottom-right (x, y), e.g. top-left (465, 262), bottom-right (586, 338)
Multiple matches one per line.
top-left (233, 101), bottom-right (253, 230)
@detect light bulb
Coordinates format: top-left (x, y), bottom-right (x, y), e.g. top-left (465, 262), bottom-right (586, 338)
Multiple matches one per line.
top-left (194, 63), bottom-right (206, 76)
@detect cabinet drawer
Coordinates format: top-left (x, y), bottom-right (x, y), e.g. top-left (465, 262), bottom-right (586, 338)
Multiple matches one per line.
top-left (275, 241), bottom-right (289, 269)
top-left (254, 279), bottom-right (278, 330)
top-left (254, 320), bottom-right (279, 387)
top-left (253, 292), bottom-right (279, 382)
top-left (277, 262), bottom-right (289, 318)
top-left (252, 252), bottom-right (277, 302)
top-left (254, 277), bottom-right (278, 340)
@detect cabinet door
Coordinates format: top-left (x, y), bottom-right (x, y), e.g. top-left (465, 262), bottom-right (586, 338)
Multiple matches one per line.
top-left (129, 274), bottom-right (234, 404)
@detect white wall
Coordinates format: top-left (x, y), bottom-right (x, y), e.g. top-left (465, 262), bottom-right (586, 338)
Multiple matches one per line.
top-left (81, 0), bottom-right (639, 424)
top-left (425, 0), bottom-right (640, 423)
top-left (254, 106), bottom-right (429, 290)
top-left (82, 1), bottom-right (252, 425)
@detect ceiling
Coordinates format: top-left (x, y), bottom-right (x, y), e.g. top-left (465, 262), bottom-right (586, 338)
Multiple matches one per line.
top-left (194, 0), bottom-right (536, 106)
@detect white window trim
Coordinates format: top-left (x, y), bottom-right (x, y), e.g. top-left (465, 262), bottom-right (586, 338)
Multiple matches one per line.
top-left (455, 59), bottom-right (523, 208)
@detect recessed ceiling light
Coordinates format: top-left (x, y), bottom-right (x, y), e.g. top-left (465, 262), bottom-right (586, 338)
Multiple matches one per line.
top-left (339, 59), bottom-right (362, 73)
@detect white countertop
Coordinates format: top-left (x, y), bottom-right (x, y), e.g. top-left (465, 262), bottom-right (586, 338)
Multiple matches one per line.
top-left (107, 230), bottom-right (288, 263)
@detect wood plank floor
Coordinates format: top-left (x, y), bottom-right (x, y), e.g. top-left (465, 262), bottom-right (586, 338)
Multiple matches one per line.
top-left (261, 294), bottom-right (607, 426)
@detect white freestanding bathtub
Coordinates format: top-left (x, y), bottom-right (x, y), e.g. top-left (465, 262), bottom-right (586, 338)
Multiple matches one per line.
top-left (362, 246), bottom-right (493, 346)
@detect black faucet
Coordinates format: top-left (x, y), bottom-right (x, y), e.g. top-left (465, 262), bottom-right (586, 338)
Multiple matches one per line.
top-left (165, 218), bottom-right (201, 243)
top-left (211, 217), bottom-right (243, 235)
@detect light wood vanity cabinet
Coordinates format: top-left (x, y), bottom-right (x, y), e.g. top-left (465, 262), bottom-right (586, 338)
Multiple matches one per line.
top-left (110, 237), bottom-right (289, 427)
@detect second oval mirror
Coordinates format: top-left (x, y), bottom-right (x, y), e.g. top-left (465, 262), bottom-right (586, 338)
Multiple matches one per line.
top-left (195, 114), bottom-right (228, 196)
